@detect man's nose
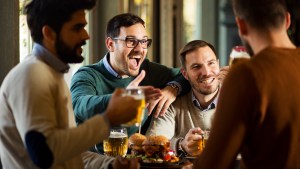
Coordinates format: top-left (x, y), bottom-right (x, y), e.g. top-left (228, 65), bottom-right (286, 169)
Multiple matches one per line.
top-left (133, 41), bottom-right (144, 52)
top-left (82, 29), bottom-right (90, 41)
top-left (200, 65), bottom-right (210, 75)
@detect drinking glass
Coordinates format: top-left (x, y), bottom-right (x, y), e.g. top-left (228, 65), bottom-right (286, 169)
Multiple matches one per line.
top-left (197, 129), bottom-right (210, 155)
top-left (121, 88), bottom-right (146, 127)
top-left (103, 127), bottom-right (128, 157)
top-left (229, 46), bottom-right (250, 66)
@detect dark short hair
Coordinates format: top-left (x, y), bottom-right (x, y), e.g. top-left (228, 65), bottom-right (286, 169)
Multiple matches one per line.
top-left (179, 40), bottom-right (217, 68)
top-left (231, 0), bottom-right (287, 30)
top-left (24, 0), bottom-right (96, 44)
top-left (106, 13), bottom-right (145, 38)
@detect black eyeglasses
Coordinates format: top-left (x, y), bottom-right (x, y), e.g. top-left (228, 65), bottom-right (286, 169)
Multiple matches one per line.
top-left (113, 37), bottom-right (152, 49)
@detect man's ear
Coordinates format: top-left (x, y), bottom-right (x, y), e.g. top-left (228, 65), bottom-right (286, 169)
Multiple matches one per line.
top-left (180, 67), bottom-right (188, 80)
top-left (285, 12), bottom-right (291, 30)
top-left (106, 37), bottom-right (115, 52)
top-left (42, 25), bottom-right (56, 45)
top-left (235, 17), bottom-right (248, 37)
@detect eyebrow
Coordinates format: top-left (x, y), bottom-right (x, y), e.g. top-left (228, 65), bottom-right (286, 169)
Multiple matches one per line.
top-left (125, 35), bottom-right (148, 39)
top-left (73, 23), bottom-right (86, 29)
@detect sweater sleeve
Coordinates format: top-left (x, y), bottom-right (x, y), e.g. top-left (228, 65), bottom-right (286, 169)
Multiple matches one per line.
top-left (146, 104), bottom-right (176, 138)
top-left (9, 62), bottom-right (111, 168)
top-left (70, 66), bottom-right (113, 124)
top-left (81, 151), bottom-right (115, 169)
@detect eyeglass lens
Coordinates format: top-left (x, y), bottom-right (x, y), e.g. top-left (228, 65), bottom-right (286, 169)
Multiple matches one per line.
top-left (126, 38), bottom-right (151, 49)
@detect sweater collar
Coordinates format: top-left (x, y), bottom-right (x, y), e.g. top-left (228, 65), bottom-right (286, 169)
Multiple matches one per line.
top-left (191, 90), bottom-right (219, 111)
top-left (103, 53), bottom-right (130, 79)
top-left (32, 43), bottom-right (69, 73)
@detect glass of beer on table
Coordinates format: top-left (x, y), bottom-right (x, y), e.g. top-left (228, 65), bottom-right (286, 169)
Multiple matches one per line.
top-left (103, 127), bottom-right (128, 157)
top-left (121, 88), bottom-right (146, 127)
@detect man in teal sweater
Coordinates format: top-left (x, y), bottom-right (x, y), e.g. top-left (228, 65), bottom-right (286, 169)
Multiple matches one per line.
top-left (70, 13), bottom-right (190, 153)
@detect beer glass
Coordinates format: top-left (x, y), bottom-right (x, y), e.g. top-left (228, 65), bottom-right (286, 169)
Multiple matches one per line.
top-left (103, 127), bottom-right (128, 157)
top-left (197, 129), bottom-right (210, 155)
top-left (121, 88), bottom-right (146, 127)
top-left (229, 46), bottom-right (250, 66)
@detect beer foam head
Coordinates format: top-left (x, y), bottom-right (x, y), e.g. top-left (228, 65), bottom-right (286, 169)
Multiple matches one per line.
top-left (110, 131), bottom-right (127, 138)
top-left (230, 46), bottom-right (250, 59)
top-left (230, 50), bottom-right (250, 59)
top-left (132, 95), bottom-right (145, 100)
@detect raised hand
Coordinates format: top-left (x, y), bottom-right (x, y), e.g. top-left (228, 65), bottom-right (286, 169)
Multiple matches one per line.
top-left (127, 70), bottom-right (162, 104)
top-left (104, 88), bottom-right (140, 126)
top-left (218, 66), bottom-right (229, 84)
top-left (147, 85), bottom-right (177, 118)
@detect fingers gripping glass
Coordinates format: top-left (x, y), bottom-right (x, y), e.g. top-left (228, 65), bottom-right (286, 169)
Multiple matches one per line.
top-left (113, 37), bottom-right (152, 49)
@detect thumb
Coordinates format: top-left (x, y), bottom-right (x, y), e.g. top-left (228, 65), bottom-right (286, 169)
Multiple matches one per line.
top-left (127, 70), bottom-right (146, 88)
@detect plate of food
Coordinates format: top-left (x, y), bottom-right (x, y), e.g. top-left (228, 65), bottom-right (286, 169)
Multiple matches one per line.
top-left (126, 133), bottom-right (188, 169)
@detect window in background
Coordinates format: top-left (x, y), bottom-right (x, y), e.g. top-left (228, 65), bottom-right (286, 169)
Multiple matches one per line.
top-left (183, 0), bottom-right (201, 44)
top-left (19, 0), bottom-right (32, 62)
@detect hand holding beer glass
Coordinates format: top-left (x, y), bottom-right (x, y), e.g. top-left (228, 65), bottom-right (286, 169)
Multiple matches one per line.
top-left (121, 88), bottom-right (146, 128)
top-left (103, 127), bottom-right (128, 157)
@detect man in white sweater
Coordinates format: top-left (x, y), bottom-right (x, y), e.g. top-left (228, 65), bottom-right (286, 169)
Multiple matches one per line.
top-left (147, 40), bottom-right (227, 157)
top-left (0, 0), bottom-right (152, 168)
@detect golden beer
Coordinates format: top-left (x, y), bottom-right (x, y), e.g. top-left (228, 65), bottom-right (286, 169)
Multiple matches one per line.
top-left (103, 132), bottom-right (128, 157)
top-left (197, 130), bottom-right (210, 155)
top-left (121, 88), bottom-right (146, 127)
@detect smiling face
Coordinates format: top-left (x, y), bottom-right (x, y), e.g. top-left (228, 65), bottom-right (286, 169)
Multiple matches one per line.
top-left (108, 23), bottom-right (148, 77)
top-left (56, 10), bottom-right (89, 64)
top-left (181, 46), bottom-right (220, 96)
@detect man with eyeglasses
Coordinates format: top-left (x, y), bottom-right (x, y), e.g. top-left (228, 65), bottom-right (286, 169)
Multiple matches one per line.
top-left (70, 13), bottom-right (190, 154)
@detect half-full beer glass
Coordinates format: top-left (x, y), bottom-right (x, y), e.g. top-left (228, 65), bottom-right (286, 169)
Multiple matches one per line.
top-left (121, 88), bottom-right (146, 127)
top-left (103, 127), bottom-right (128, 157)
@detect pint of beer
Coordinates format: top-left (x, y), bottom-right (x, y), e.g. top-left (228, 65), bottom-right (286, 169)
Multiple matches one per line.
top-left (121, 88), bottom-right (145, 127)
top-left (229, 46), bottom-right (250, 66)
top-left (103, 128), bottom-right (128, 157)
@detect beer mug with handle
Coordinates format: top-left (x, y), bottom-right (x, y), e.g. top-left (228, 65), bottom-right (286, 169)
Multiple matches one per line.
top-left (103, 127), bottom-right (128, 157)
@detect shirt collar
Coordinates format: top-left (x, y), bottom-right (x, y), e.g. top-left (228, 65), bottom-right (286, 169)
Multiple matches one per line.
top-left (192, 90), bottom-right (219, 111)
top-left (103, 52), bottom-right (130, 79)
top-left (32, 43), bottom-right (70, 73)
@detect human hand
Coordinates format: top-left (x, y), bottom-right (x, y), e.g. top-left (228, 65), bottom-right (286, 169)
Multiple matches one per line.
top-left (127, 70), bottom-right (162, 102)
top-left (105, 88), bottom-right (140, 126)
top-left (181, 127), bottom-right (204, 156)
top-left (218, 66), bottom-right (229, 84)
top-left (147, 85), bottom-right (177, 118)
top-left (112, 156), bottom-right (140, 169)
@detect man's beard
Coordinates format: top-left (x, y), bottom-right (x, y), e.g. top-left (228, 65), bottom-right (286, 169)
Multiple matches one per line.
top-left (55, 36), bottom-right (85, 64)
top-left (190, 76), bottom-right (219, 96)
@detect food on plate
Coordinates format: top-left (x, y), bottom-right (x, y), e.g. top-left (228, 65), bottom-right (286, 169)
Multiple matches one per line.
top-left (129, 133), bottom-right (146, 155)
top-left (127, 134), bottom-right (179, 163)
